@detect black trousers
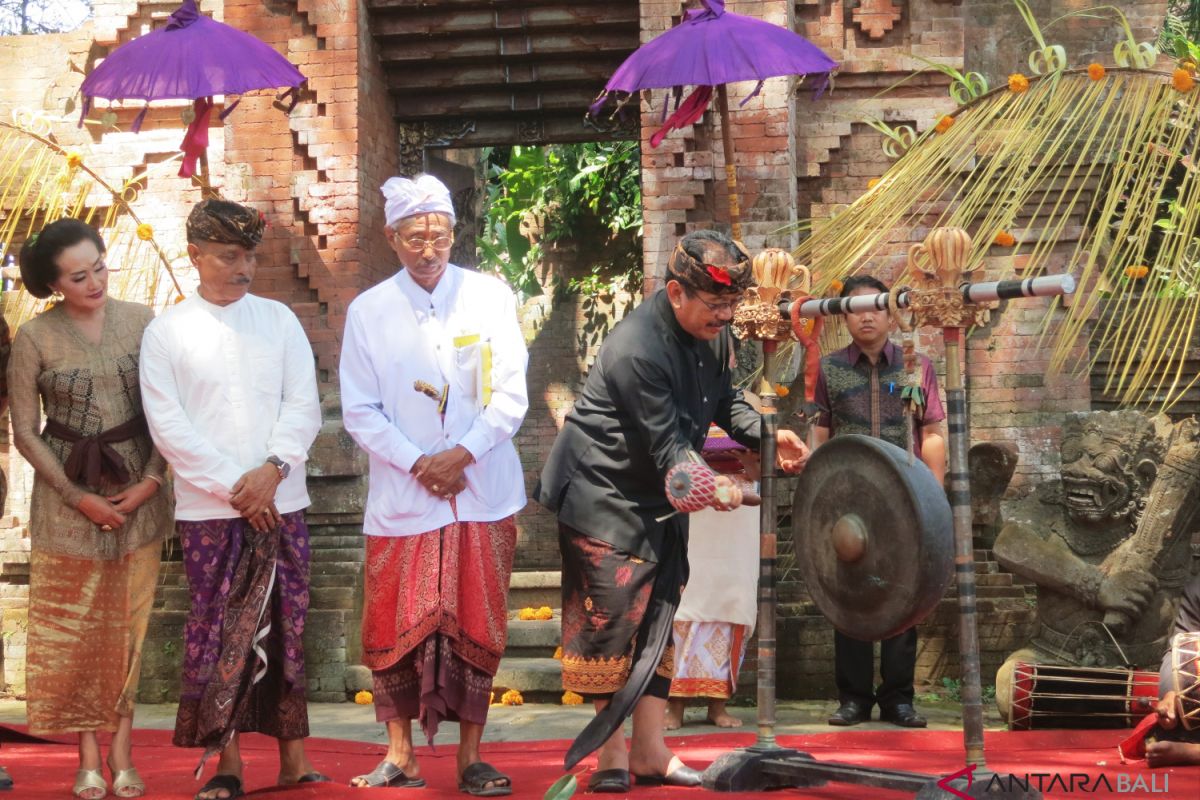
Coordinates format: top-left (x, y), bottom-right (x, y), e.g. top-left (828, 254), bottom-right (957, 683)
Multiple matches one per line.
top-left (834, 627), bottom-right (917, 710)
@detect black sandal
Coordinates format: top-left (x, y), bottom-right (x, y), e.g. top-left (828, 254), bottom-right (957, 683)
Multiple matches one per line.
top-left (458, 762), bottom-right (512, 797)
top-left (350, 760), bottom-right (425, 789)
top-left (588, 768), bottom-right (631, 793)
top-left (296, 772), bottom-right (333, 784)
top-left (194, 774), bottom-right (244, 800)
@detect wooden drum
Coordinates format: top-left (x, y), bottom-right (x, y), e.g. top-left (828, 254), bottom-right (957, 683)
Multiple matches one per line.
top-left (1009, 662), bottom-right (1158, 730)
top-left (1170, 632), bottom-right (1200, 732)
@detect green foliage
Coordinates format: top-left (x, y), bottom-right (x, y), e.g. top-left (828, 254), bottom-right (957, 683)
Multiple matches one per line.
top-left (939, 678), bottom-right (996, 704)
top-left (543, 773), bottom-right (577, 800)
top-left (478, 142), bottom-right (642, 300)
top-left (1163, 0), bottom-right (1200, 45)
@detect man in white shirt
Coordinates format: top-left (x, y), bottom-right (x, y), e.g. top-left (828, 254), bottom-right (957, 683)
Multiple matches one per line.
top-left (140, 199), bottom-right (325, 800)
top-left (340, 174), bottom-right (528, 796)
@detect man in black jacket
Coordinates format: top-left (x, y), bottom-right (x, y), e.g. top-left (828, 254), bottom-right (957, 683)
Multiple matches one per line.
top-left (537, 230), bottom-right (808, 792)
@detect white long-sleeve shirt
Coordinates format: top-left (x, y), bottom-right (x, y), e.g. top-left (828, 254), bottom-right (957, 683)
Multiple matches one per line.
top-left (340, 265), bottom-right (528, 536)
top-left (140, 293), bottom-right (322, 521)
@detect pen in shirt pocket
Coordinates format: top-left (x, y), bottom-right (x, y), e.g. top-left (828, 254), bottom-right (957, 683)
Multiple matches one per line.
top-left (888, 382), bottom-right (895, 394)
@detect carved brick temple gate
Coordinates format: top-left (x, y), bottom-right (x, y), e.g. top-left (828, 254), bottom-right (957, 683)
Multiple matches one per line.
top-left (0, 0), bottom-right (1174, 704)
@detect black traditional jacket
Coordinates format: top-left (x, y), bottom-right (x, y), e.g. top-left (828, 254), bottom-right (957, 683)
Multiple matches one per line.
top-left (535, 289), bottom-right (761, 562)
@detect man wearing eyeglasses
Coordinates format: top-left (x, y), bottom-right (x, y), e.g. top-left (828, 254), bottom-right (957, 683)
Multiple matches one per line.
top-left (340, 174), bottom-right (528, 796)
top-left (536, 230), bottom-right (809, 792)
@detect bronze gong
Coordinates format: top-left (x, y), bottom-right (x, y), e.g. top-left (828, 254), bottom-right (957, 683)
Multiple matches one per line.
top-left (792, 434), bottom-right (953, 642)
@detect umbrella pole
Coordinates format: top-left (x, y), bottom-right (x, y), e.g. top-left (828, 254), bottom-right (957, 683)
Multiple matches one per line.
top-left (715, 84), bottom-right (742, 241)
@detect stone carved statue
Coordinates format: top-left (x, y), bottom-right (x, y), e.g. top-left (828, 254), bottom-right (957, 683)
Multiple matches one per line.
top-left (992, 410), bottom-right (1200, 718)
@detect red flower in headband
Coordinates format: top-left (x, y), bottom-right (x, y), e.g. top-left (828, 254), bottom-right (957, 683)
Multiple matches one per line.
top-left (706, 265), bottom-right (732, 286)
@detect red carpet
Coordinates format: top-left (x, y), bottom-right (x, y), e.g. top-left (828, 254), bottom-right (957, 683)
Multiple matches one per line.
top-left (1, 726), bottom-right (1194, 799)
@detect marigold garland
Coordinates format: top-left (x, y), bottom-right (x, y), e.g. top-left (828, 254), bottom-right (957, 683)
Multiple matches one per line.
top-left (829, 279), bottom-right (844, 295)
top-left (136, 223), bottom-right (154, 241)
top-left (66, 151), bottom-right (83, 169)
top-left (934, 115), bottom-right (954, 134)
top-left (500, 689), bottom-right (524, 706)
top-left (1087, 63), bottom-right (1106, 81)
top-left (1125, 265), bottom-right (1149, 279)
top-left (562, 691), bottom-right (584, 705)
top-left (354, 690), bottom-right (373, 705)
top-left (1172, 68), bottom-right (1195, 93)
top-left (1008, 73), bottom-right (1030, 93)
top-left (993, 231), bottom-right (1016, 247)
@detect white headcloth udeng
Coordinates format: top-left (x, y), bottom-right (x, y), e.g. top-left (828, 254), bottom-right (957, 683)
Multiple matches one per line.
top-left (381, 174), bottom-right (456, 227)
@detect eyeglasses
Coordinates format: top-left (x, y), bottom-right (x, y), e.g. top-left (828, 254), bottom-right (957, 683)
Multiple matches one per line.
top-left (690, 291), bottom-right (742, 314)
top-left (401, 236), bottom-right (453, 252)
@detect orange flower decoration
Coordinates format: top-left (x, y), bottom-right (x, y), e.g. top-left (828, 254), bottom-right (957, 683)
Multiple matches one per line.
top-left (829, 279), bottom-right (844, 294)
top-left (354, 690), bottom-right (373, 705)
top-left (1087, 63), bottom-right (1106, 81)
top-left (774, 384), bottom-right (790, 398)
top-left (500, 689), bottom-right (524, 706)
top-left (1172, 68), bottom-right (1195, 93)
top-left (66, 151), bottom-right (83, 169)
top-left (562, 691), bottom-right (584, 705)
top-left (1125, 265), bottom-right (1149, 279)
top-left (867, 178), bottom-right (881, 190)
top-left (553, 646), bottom-right (563, 660)
top-left (518, 607), bottom-right (536, 620)
top-left (993, 231), bottom-right (1016, 247)
top-left (1008, 73), bottom-right (1030, 93)
top-left (136, 223), bottom-right (154, 241)
top-left (535, 606), bottom-right (553, 620)
top-left (934, 115), bottom-right (954, 134)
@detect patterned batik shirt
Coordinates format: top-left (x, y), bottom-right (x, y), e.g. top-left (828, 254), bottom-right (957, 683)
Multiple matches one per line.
top-left (813, 340), bottom-right (945, 457)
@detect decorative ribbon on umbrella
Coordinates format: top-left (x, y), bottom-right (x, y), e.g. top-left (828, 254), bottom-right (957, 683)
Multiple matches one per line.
top-left (650, 86), bottom-right (713, 148)
top-left (179, 97), bottom-right (214, 179)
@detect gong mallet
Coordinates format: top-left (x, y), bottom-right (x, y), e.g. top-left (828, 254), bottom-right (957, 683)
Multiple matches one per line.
top-left (663, 459), bottom-right (762, 517)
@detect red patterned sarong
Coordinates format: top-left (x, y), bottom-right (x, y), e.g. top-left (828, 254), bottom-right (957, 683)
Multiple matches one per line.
top-left (363, 517), bottom-right (516, 742)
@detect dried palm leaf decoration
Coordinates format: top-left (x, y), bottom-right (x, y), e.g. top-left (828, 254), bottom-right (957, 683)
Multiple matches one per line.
top-left (0, 109), bottom-right (185, 325)
top-left (794, 1), bottom-right (1200, 411)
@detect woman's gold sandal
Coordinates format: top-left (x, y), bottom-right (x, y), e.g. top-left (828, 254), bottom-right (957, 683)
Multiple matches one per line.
top-left (73, 768), bottom-right (108, 799)
top-left (111, 766), bottom-right (145, 798)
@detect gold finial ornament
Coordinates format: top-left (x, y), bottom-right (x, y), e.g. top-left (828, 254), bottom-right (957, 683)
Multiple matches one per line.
top-left (732, 248), bottom-right (806, 342)
top-left (906, 227), bottom-right (992, 329)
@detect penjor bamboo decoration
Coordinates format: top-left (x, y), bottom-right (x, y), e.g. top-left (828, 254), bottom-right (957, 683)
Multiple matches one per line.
top-left (0, 111), bottom-right (186, 326)
top-left (790, 2), bottom-right (1200, 411)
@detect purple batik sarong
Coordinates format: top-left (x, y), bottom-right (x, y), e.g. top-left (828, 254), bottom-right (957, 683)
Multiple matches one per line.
top-left (173, 511), bottom-right (311, 756)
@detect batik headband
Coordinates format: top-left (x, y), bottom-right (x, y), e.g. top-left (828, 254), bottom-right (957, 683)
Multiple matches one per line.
top-left (186, 199), bottom-right (266, 248)
top-left (667, 240), bottom-right (753, 294)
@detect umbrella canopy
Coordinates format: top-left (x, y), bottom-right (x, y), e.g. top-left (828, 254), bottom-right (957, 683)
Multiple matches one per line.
top-left (79, 0), bottom-right (305, 180)
top-left (592, 0), bottom-right (837, 240)
top-left (603, 0), bottom-right (836, 93)
top-left (80, 0), bottom-right (304, 106)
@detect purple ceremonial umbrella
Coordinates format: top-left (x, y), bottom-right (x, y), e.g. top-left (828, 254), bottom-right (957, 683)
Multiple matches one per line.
top-left (79, 0), bottom-right (305, 179)
top-left (592, 0), bottom-right (837, 239)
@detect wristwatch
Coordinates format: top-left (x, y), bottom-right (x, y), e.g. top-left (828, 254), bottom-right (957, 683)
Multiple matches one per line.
top-left (266, 455), bottom-right (291, 480)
